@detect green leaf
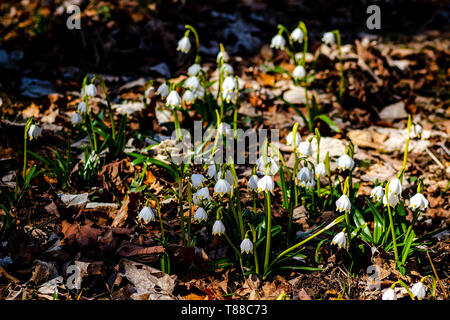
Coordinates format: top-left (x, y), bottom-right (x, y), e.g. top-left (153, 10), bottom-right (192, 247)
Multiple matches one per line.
top-left (315, 114), bottom-right (340, 132)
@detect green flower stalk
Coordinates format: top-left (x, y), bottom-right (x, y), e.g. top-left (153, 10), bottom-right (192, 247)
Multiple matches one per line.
top-left (22, 118), bottom-right (34, 178)
top-left (384, 180), bottom-right (399, 267)
top-left (249, 224), bottom-right (260, 275)
top-left (332, 30), bottom-right (344, 105)
top-left (185, 25), bottom-right (201, 64)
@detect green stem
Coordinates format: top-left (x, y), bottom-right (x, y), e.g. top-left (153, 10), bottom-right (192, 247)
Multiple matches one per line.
top-left (178, 178), bottom-right (185, 245)
top-left (185, 25), bottom-right (200, 64)
top-left (250, 225), bottom-right (260, 276)
top-left (97, 75), bottom-right (116, 141)
top-left (385, 182), bottom-right (399, 267)
top-left (263, 190), bottom-right (272, 274)
top-left (224, 232), bottom-right (241, 259)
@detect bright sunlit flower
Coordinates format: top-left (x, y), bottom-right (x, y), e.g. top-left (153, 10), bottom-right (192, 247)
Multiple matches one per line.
top-left (291, 27), bottom-right (304, 43)
top-left (217, 50), bottom-right (229, 63)
top-left (270, 34), bottom-right (286, 50)
top-left (336, 195), bottom-right (351, 213)
top-left (286, 131), bottom-right (301, 148)
top-left (370, 185), bottom-right (384, 202)
top-left (382, 288), bottom-right (397, 300)
top-left (240, 238), bottom-right (254, 254)
top-left (305, 178), bottom-right (316, 189)
top-left (187, 64), bottom-right (202, 76)
top-left (297, 167), bottom-right (313, 187)
top-left (315, 163), bottom-right (326, 178)
top-left (297, 141), bottom-right (312, 157)
top-left (383, 193), bottom-right (399, 207)
top-left (166, 90), bottom-right (182, 109)
top-left (191, 174), bottom-right (206, 188)
top-left (388, 178), bottom-right (402, 197)
top-left (28, 124), bottom-right (42, 140)
top-left (207, 164), bottom-right (217, 179)
top-left (411, 123), bottom-right (422, 138)
top-left (257, 175), bottom-right (274, 193)
top-left (71, 112), bottom-right (83, 125)
top-left (409, 193), bottom-right (429, 211)
top-left (185, 76), bottom-right (200, 91)
top-left (194, 207), bottom-right (208, 222)
top-left (293, 65), bottom-right (306, 80)
top-left (77, 101), bottom-right (87, 113)
top-left (156, 83), bottom-right (169, 98)
top-left (331, 231), bottom-right (346, 248)
top-left (212, 220), bottom-right (226, 235)
top-left (411, 282), bottom-right (426, 300)
top-left (138, 206), bottom-right (155, 224)
top-left (193, 187), bottom-right (211, 204)
top-left (322, 32), bottom-right (335, 45)
top-left (183, 90), bottom-right (196, 104)
top-left (220, 63), bottom-right (234, 76)
top-left (214, 179), bottom-right (232, 196)
top-left (83, 83), bottom-right (97, 97)
top-left (222, 76), bottom-right (237, 93)
top-left (337, 154), bottom-right (355, 171)
top-left (193, 86), bottom-right (205, 100)
top-left (256, 156), bottom-right (279, 176)
top-left (247, 175), bottom-right (258, 190)
top-left (177, 36), bottom-right (191, 53)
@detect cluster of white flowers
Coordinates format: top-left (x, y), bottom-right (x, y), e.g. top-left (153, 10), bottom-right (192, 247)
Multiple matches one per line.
top-left (297, 167), bottom-right (315, 189)
top-left (382, 281), bottom-right (427, 300)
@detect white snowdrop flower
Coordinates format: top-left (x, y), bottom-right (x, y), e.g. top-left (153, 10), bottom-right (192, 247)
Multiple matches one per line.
top-left (292, 65), bottom-right (306, 80)
top-left (383, 193), bottom-right (399, 207)
top-left (177, 36), bottom-right (191, 53)
top-left (220, 63), bottom-right (234, 76)
top-left (305, 178), bottom-right (316, 189)
top-left (183, 90), bottom-right (196, 104)
top-left (257, 175), bottom-right (274, 193)
top-left (166, 90), bottom-right (182, 109)
top-left (291, 27), bottom-right (304, 43)
top-left (222, 76), bottom-right (237, 93)
top-left (217, 169), bottom-right (234, 186)
top-left (187, 64), bottom-right (202, 76)
top-left (247, 175), bottom-right (258, 190)
top-left (337, 154), bottom-right (355, 171)
top-left (28, 124), bottom-right (42, 140)
top-left (370, 186), bottom-right (384, 202)
top-left (214, 179), bottom-right (232, 196)
top-left (83, 83), bottom-right (97, 97)
top-left (411, 282), bottom-right (426, 300)
top-left (297, 167), bottom-right (313, 187)
top-left (222, 90), bottom-right (237, 103)
top-left (193, 187), bottom-right (211, 205)
top-left (388, 178), bottom-right (402, 197)
top-left (331, 231), bottom-right (346, 248)
top-left (185, 76), bottom-right (200, 91)
top-left (411, 124), bottom-right (422, 138)
top-left (256, 156), bottom-right (279, 176)
top-left (297, 141), bottom-right (312, 157)
top-left (270, 34), bottom-right (286, 50)
top-left (218, 122), bottom-right (231, 135)
top-left (191, 174), bottom-right (206, 188)
top-left (194, 207), bottom-right (208, 222)
top-left (382, 288), bottom-right (397, 300)
top-left (315, 163), bottom-right (326, 178)
top-left (71, 112), bottom-right (83, 125)
top-left (409, 193), bottom-right (429, 211)
top-left (212, 220), bottom-right (226, 236)
top-left (336, 195), bottom-right (351, 213)
top-left (240, 238), bottom-right (253, 254)
top-left (286, 131), bottom-right (301, 148)
top-left (322, 32), bottom-right (335, 45)
top-left (77, 101), bottom-right (87, 113)
top-left (138, 206), bottom-right (155, 224)
top-left (145, 86), bottom-right (155, 98)
top-left (207, 164), bottom-right (217, 179)
top-left (156, 83), bottom-right (169, 98)
top-left (217, 50), bottom-right (229, 63)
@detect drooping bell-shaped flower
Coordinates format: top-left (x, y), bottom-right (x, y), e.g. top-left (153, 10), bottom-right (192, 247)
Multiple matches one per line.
top-left (370, 185), bottom-right (384, 202)
top-left (270, 34), bottom-right (286, 50)
top-left (382, 288), bottom-right (397, 300)
top-left (183, 90), bottom-right (196, 104)
top-left (411, 282), bottom-right (426, 300)
top-left (336, 195), bottom-right (351, 213)
top-left (315, 163), bottom-right (326, 178)
top-left (193, 187), bottom-right (211, 205)
top-left (138, 206), bottom-right (155, 224)
top-left (383, 193), bottom-right (399, 207)
top-left (293, 65), bottom-right (306, 80)
top-left (256, 156), bottom-right (279, 176)
top-left (297, 141), bottom-right (312, 157)
top-left (286, 131), bottom-right (301, 148)
top-left (337, 154), bottom-right (355, 171)
top-left (297, 167), bottom-right (313, 187)
top-left (166, 90), bottom-right (182, 109)
top-left (207, 164), bottom-right (217, 179)
top-left (177, 36), bottom-right (191, 53)
top-left (83, 84), bottom-right (97, 97)
top-left (191, 174), bottom-right (206, 189)
top-left (194, 207), bottom-right (208, 222)
top-left (77, 101), bottom-right (87, 113)
top-left (247, 175), bottom-right (258, 190)
top-left (156, 83), bottom-right (169, 98)
top-left (411, 123), bottom-right (422, 138)
top-left (240, 238), bottom-right (254, 254)
top-left (257, 175), bottom-right (274, 193)
top-left (216, 169), bottom-right (234, 186)
top-left (409, 193), bottom-right (429, 211)
top-left (222, 76), bottom-right (237, 93)
top-left (71, 112), bottom-right (83, 125)
top-left (214, 179), bottom-right (232, 196)
top-left (220, 63), bottom-right (234, 76)
top-left (322, 32), bottom-right (335, 45)
top-left (212, 220), bottom-right (226, 235)
top-left (217, 50), bottom-right (229, 63)
top-left (291, 28), bottom-right (304, 43)
top-left (28, 124), bottom-right (42, 140)
top-left (331, 231), bottom-right (346, 248)
top-left (187, 64), bottom-right (202, 77)
top-left (388, 178), bottom-right (402, 197)
top-left (185, 76), bottom-right (200, 91)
